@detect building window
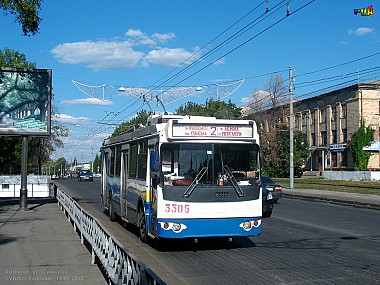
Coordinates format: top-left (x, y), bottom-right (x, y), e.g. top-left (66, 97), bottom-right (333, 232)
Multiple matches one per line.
top-left (320, 109), bottom-right (325, 122)
top-left (341, 104), bottom-right (347, 118)
top-left (321, 131), bottom-right (327, 145)
top-left (311, 133), bottom-right (316, 146)
top-left (332, 130), bottom-right (337, 144)
top-left (331, 153), bottom-right (337, 167)
top-left (342, 129), bottom-right (348, 142)
top-left (298, 115), bottom-right (302, 130)
top-left (310, 111), bottom-right (314, 124)
top-left (341, 152), bottom-right (348, 167)
top-left (331, 106), bottom-right (336, 122)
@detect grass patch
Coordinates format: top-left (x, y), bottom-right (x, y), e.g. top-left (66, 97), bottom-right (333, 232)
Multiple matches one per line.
top-left (273, 177), bottom-right (380, 196)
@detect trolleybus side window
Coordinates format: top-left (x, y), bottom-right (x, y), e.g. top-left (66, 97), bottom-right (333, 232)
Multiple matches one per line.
top-left (137, 141), bottom-right (148, 180)
top-left (115, 145), bottom-right (121, 177)
top-left (110, 147), bottom-right (115, 175)
top-left (129, 144), bottom-right (138, 178)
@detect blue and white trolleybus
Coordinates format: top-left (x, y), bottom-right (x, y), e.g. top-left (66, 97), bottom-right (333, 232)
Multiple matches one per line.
top-left (101, 113), bottom-right (263, 243)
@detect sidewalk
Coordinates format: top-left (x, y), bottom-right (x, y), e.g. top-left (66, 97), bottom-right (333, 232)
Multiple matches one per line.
top-left (283, 188), bottom-right (380, 210)
top-left (0, 198), bottom-right (106, 285)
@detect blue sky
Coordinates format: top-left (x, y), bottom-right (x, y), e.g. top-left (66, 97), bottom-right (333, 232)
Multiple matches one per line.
top-left (1, 0), bottom-right (379, 164)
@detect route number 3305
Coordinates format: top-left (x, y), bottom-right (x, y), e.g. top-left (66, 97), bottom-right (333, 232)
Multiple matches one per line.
top-left (165, 203), bottom-right (190, 213)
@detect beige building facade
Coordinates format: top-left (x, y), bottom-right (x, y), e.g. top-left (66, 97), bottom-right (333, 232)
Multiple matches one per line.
top-left (291, 81), bottom-right (380, 171)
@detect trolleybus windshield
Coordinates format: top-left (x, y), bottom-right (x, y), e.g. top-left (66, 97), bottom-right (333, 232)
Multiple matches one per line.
top-left (160, 143), bottom-right (260, 187)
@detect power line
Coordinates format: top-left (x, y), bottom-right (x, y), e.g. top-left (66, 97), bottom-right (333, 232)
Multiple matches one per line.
top-left (155, 0), bottom-right (289, 89)
top-left (87, 0), bottom-right (318, 134)
top-left (149, 0), bottom-right (268, 89)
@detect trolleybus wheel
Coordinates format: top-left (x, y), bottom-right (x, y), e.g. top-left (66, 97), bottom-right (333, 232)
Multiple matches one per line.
top-left (109, 193), bottom-right (116, 221)
top-left (138, 210), bottom-right (147, 243)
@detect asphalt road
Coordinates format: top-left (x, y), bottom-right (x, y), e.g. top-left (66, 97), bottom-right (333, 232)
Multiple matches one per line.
top-left (54, 178), bottom-right (380, 285)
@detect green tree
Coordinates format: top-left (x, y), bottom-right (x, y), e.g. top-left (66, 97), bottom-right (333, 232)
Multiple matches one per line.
top-left (350, 121), bottom-right (374, 171)
top-left (262, 126), bottom-right (309, 178)
top-left (112, 109), bottom-right (150, 137)
top-left (0, 48), bottom-right (36, 68)
top-left (93, 153), bottom-right (101, 173)
top-left (176, 99), bottom-right (242, 119)
top-left (0, 0), bottom-right (43, 36)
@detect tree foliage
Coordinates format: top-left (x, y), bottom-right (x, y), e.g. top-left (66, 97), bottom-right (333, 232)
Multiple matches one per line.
top-left (112, 109), bottom-right (151, 137)
top-left (245, 74), bottom-right (309, 177)
top-left (176, 99), bottom-right (242, 119)
top-left (92, 153), bottom-right (101, 173)
top-left (260, 126), bottom-right (309, 177)
top-left (0, 48), bottom-right (36, 68)
top-left (0, 0), bottom-right (43, 36)
top-left (350, 121), bottom-right (374, 171)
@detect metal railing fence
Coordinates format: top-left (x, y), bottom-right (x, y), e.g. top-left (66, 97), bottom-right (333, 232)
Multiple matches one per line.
top-left (56, 187), bottom-right (166, 285)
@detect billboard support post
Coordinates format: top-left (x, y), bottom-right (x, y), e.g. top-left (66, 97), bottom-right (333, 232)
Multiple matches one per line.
top-left (20, 135), bottom-right (29, 210)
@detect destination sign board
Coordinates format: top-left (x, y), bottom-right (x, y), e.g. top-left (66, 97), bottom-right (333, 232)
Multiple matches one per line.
top-left (172, 124), bottom-right (254, 138)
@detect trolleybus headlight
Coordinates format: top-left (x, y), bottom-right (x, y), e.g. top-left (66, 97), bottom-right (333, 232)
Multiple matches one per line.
top-left (172, 222), bottom-right (181, 232)
top-left (242, 221), bottom-right (252, 230)
top-left (163, 222), bottom-right (169, 229)
top-left (240, 220), bottom-right (261, 231)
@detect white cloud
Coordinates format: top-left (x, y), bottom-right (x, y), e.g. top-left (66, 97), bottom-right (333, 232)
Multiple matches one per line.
top-left (348, 27), bottom-right (374, 36)
top-left (213, 57), bottom-right (225, 65)
top-left (125, 29), bottom-right (147, 39)
top-left (152, 32), bottom-right (176, 43)
top-left (60, 98), bottom-right (113, 105)
top-left (51, 30), bottom-right (197, 70)
top-left (143, 47), bottom-right (196, 67)
top-left (51, 41), bottom-right (144, 70)
top-left (53, 114), bottom-right (91, 123)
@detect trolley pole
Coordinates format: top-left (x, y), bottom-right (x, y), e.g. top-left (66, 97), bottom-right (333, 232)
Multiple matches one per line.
top-left (289, 66), bottom-right (294, 189)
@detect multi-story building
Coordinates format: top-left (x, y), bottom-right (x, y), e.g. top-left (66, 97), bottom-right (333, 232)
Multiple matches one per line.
top-left (250, 80), bottom-right (380, 171)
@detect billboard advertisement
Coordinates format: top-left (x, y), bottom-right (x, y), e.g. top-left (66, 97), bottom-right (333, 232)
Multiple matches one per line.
top-left (0, 68), bottom-right (52, 136)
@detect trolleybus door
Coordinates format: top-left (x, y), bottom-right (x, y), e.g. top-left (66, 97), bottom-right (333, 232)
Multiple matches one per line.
top-left (101, 150), bottom-right (109, 207)
top-left (121, 150), bottom-right (129, 220)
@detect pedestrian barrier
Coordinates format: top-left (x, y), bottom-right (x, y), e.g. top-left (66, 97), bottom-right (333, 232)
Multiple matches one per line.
top-left (0, 175), bottom-right (52, 198)
top-left (56, 187), bottom-right (166, 285)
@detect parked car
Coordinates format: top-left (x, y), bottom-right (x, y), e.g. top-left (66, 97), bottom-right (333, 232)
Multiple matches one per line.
top-left (78, 169), bottom-right (93, 182)
top-left (261, 175), bottom-right (282, 203)
top-left (262, 186), bottom-right (274, 218)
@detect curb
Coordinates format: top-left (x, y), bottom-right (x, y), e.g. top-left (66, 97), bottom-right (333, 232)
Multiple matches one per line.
top-left (283, 193), bottom-right (380, 211)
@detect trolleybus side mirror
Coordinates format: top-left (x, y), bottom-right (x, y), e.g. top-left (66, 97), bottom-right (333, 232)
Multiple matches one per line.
top-left (150, 151), bottom-right (159, 172)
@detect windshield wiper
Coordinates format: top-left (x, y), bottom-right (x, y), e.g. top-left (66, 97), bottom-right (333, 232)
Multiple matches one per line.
top-left (182, 167), bottom-right (208, 198)
top-left (223, 165), bottom-right (244, 197)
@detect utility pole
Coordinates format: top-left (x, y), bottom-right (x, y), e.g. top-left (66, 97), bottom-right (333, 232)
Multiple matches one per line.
top-left (289, 66), bottom-right (294, 189)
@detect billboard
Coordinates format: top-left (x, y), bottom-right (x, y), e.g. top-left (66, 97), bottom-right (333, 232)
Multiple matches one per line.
top-left (0, 68), bottom-right (52, 136)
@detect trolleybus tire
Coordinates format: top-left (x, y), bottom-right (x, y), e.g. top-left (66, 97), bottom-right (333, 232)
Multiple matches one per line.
top-left (109, 193), bottom-right (116, 221)
top-left (138, 210), bottom-right (147, 243)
